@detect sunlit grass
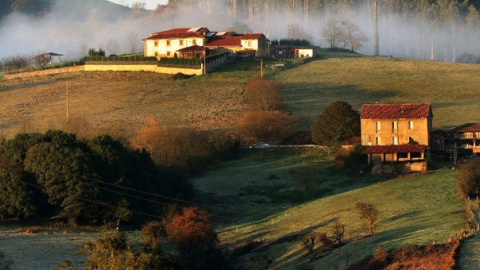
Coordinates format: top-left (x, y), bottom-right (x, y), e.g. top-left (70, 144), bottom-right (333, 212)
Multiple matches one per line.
top-left (195, 149), bottom-right (466, 269)
top-left (276, 56), bottom-right (480, 129)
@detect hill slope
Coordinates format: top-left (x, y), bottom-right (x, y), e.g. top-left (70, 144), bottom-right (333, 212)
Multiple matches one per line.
top-left (276, 56), bottom-right (480, 129)
top-left (194, 149), bottom-right (466, 270)
top-left (0, 66), bottom-right (256, 139)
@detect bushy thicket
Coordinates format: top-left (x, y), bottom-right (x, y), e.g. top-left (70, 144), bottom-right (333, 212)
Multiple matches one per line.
top-left (237, 77), bottom-right (297, 144)
top-left (59, 206), bottom-right (224, 270)
top-left (130, 117), bottom-right (240, 176)
top-left (56, 230), bottom-right (182, 270)
top-left (335, 145), bottom-right (369, 175)
top-left (457, 158), bottom-right (480, 198)
top-left (346, 241), bottom-right (459, 270)
top-left (237, 111), bottom-right (297, 144)
top-left (244, 77), bottom-right (284, 111)
top-left (0, 131), bottom-right (189, 223)
top-left (0, 55), bottom-right (32, 72)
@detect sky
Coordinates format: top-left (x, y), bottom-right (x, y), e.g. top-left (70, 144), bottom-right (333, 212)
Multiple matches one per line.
top-left (107, 0), bottom-right (168, 10)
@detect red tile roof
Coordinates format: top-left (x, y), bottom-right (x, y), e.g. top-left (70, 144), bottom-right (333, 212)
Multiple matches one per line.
top-left (144, 27), bottom-right (208, 40)
top-left (451, 123), bottom-right (480, 133)
top-left (242, 33), bottom-right (264, 39)
top-left (365, 145), bottom-right (426, 154)
top-left (34, 52), bottom-right (63, 59)
top-left (205, 36), bottom-right (242, 47)
top-left (361, 104), bottom-right (431, 119)
top-left (177, 45), bottom-right (205, 52)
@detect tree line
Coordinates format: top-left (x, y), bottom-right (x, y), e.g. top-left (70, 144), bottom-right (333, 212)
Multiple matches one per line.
top-left (166, 0), bottom-right (480, 61)
top-left (0, 131), bottom-right (191, 224)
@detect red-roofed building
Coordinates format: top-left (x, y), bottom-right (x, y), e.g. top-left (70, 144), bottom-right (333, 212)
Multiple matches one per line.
top-left (361, 103), bottom-right (432, 173)
top-left (143, 27), bottom-right (210, 59)
top-left (449, 123), bottom-right (480, 155)
top-left (143, 27), bottom-right (270, 59)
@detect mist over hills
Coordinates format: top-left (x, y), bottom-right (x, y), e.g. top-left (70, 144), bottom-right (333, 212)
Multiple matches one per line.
top-left (1, 0), bottom-right (480, 62)
top-left (0, 0), bottom-right (132, 22)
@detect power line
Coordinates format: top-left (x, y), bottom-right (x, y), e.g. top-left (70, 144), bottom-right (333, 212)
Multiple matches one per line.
top-left (16, 178), bottom-right (239, 222)
top-left (86, 176), bottom-right (248, 215)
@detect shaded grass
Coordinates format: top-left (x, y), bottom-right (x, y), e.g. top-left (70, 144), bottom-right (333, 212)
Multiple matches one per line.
top-left (276, 57), bottom-right (480, 129)
top-left (194, 149), bottom-right (467, 270)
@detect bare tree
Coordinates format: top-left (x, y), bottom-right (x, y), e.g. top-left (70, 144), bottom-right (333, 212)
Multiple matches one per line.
top-left (342, 20), bottom-right (369, 51)
top-left (321, 19), bottom-right (344, 48)
top-left (106, 39), bottom-right (120, 56)
top-left (127, 32), bottom-right (139, 53)
top-left (331, 222), bottom-right (345, 245)
top-left (355, 202), bottom-right (379, 236)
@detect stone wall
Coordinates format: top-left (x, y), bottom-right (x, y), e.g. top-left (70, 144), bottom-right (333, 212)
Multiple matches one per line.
top-left (3, 63), bottom-right (204, 80)
top-left (84, 63), bottom-right (203, 75)
top-left (4, 66), bottom-right (84, 80)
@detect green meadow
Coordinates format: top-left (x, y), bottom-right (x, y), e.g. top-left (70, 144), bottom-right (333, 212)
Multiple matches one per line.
top-left (194, 149), bottom-right (466, 269)
top-left (276, 56), bottom-right (480, 130)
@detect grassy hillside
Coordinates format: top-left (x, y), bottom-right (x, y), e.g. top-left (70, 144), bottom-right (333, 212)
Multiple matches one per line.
top-left (194, 150), bottom-right (467, 269)
top-left (276, 56), bottom-right (480, 129)
top-left (0, 59), bottom-right (260, 139)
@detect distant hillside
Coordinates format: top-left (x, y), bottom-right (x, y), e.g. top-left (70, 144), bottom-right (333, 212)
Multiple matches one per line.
top-left (0, 0), bottom-right (132, 23)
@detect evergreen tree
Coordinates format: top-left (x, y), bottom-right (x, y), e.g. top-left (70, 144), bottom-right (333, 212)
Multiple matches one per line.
top-left (311, 101), bottom-right (360, 146)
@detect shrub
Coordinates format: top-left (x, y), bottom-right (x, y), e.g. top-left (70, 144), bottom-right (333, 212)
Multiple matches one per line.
top-left (457, 158), bottom-right (480, 198)
top-left (335, 145), bottom-right (369, 175)
top-left (77, 230), bottom-right (181, 270)
top-left (237, 110), bottom-right (297, 144)
top-left (141, 221), bottom-right (165, 248)
top-left (311, 101), bottom-right (360, 146)
top-left (244, 77), bottom-right (284, 111)
top-left (164, 206), bottom-right (224, 270)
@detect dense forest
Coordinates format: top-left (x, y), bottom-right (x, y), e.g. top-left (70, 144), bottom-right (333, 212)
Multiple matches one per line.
top-left (166, 0), bottom-right (480, 60)
top-left (1, 0), bottom-right (480, 61)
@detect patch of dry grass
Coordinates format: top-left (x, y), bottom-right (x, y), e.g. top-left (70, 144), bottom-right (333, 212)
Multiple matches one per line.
top-left (0, 69), bottom-right (252, 140)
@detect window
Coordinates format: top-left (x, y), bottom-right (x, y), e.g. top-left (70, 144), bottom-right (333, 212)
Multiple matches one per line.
top-left (154, 52), bottom-right (158, 57)
top-left (375, 137), bottom-right (381, 145)
top-left (392, 121), bottom-right (397, 131)
top-left (398, 152), bottom-right (408, 159)
top-left (193, 40), bottom-right (197, 45)
top-left (167, 40), bottom-right (171, 46)
top-left (393, 137), bottom-right (398, 145)
top-left (408, 121), bottom-right (414, 129)
top-left (411, 152), bottom-right (422, 159)
top-left (167, 51), bottom-right (171, 56)
top-left (180, 40), bottom-right (184, 46)
top-left (154, 41), bottom-right (158, 46)
top-left (376, 122), bottom-right (381, 131)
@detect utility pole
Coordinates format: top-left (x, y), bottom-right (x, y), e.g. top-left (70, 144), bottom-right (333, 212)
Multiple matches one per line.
top-left (66, 81), bottom-right (70, 122)
top-left (203, 47), bottom-right (207, 75)
top-left (374, 0), bottom-right (379, 57)
top-left (260, 58), bottom-right (263, 78)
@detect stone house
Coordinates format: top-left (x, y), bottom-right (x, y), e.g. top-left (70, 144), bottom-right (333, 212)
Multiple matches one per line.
top-left (361, 103), bottom-right (432, 173)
